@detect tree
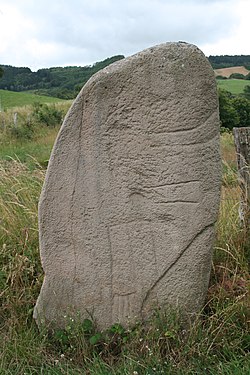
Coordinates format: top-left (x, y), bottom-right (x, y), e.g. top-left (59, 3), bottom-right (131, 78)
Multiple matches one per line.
top-left (218, 89), bottom-right (250, 129)
top-left (229, 73), bottom-right (245, 80)
top-left (218, 89), bottom-right (240, 130)
top-left (232, 96), bottom-right (250, 127)
top-left (0, 67), bottom-right (3, 78)
top-left (243, 85), bottom-right (250, 100)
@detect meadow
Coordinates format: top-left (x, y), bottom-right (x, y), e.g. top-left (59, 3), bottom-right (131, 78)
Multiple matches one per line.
top-left (0, 89), bottom-right (66, 110)
top-left (0, 103), bottom-right (249, 374)
top-left (217, 79), bottom-right (250, 95)
top-left (0, 102), bottom-right (70, 167)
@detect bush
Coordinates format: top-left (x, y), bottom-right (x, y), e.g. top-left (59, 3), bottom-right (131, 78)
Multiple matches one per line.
top-left (220, 126), bottom-right (231, 134)
top-left (9, 122), bottom-right (34, 140)
top-left (229, 73), bottom-right (245, 80)
top-left (0, 102), bottom-right (70, 142)
top-left (218, 89), bottom-right (250, 129)
top-left (233, 96), bottom-right (250, 126)
top-left (3, 110), bottom-right (36, 141)
top-left (218, 89), bottom-right (240, 130)
top-left (216, 75), bottom-right (227, 80)
top-left (242, 85), bottom-right (250, 100)
top-left (32, 102), bottom-right (63, 127)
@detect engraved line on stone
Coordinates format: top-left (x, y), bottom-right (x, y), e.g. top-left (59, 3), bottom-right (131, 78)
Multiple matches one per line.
top-left (151, 230), bottom-right (159, 305)
top-left (110, 223), bottom-right (136, 321)
top-left (127, 222), bottom-right (136, 304)
top-left (155, 200), bottom-right (199, 204)
top-left (123, 295), bottom-right (128, 319)
top-left (143, 180), bottom-right (200, 189)
top-left (112, 295), bottom-right (118, 321)
top-left (129, 185), bottom-right (199, 204)
top-left (148, 110), bottom-right (217, 134)
top-left (148, 132), bottom-right (219, 147)
top-left (113, 293), bottom-right (135, 321)
top-left (70, 100), bottom-right (84, 301)
top-left (141, 223), bottom-right (214, 310)
top-left (118, 295), bottom-right (123, 320)
top-left (143, 181), bottom-right (200, 203)
top-left (106, 225), bottom-right (113, 309)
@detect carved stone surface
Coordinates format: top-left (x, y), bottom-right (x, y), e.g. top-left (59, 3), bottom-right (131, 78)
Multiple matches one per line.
top-left (34, 42), bottom-right (221, 329)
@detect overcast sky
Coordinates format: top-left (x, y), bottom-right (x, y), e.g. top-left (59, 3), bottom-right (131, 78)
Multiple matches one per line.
top-left (0, 0), bottom-right (249, 71)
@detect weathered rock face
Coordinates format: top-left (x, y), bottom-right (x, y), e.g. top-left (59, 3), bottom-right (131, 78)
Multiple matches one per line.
top-left (34, 42), bottom-right (221, 330)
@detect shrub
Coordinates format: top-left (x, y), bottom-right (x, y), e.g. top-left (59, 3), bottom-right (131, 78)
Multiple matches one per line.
top-left (220, 126), bottom-right (231, 134)
top-left (229, 73), bottom-right (245, 80)
top-left (242, 85), bottom-right (250, 100)
top-left (218, 89), bottom-right (240, 130)
top-left (216, 75), bottom-right (227, 80)
top-left (32, 102), bottom-right (63, 127)
top-left (218, 89), bottom-right (250, 129)
top-left (9, 115), bottom-right (35, 140)
top-left (233, 96), bottom-right (250, 126)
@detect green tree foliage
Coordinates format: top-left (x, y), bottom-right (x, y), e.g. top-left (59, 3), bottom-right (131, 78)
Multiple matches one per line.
top-left (243, 85), bottom-right (250, 100)
top-left (0, 67), bottom-right (3, 78)
top-left (233, 96), bottom-right (250, 127)
top-left (219, 89), bottom-right (239, 130)
top-left (229, 73), bottom-right (245, 80)
top-left (216, 75), bottom-right (227, 80)
top-left (218, 89), bottom-right (250, 129)
top-left (0, 55), bottom-right (125, 99)
top-left (209, 55), bottom-right (250, 69)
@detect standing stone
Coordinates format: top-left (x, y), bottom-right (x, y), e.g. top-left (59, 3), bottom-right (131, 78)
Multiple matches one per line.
top-left (34, 42), bottom-right (221, 330)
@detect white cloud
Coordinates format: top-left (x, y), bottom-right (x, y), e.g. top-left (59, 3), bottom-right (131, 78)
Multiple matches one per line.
top-left (201, 0), bottom-right (250, 56)
top-left (0, 0), bottom-right (248, 70)
top-left (0, 3), bottom-right (35, 60)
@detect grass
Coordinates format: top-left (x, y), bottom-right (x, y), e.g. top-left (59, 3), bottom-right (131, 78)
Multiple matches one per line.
top-left (0, 118), bottom-right (249, 374)
top-left (0, 102), bottom-right (71, 168)
top-left (0, 127), bottom-right (59, 168)
top-left (217, 79), bottom-right (250, 95)
top-left (0, 89), bottom-right (66, 110)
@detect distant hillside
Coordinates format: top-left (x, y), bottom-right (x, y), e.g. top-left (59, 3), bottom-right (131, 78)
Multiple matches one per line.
top-left (0, 55), bottom-right (124, 99)
top-left (208, 55), bottom-right (250, 69)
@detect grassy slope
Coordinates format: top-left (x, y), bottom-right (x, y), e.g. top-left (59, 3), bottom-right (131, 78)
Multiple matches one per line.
top-left (217, 79), bottom-right (250, 94)
top-left (0, 89), bottom-right (65, 109)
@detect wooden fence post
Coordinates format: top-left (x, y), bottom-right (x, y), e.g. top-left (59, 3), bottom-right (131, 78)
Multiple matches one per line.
top-left (233, 127), bottom-right (250, 230)
top-left (0, 112), bottom-right (5, 131)
top-left (13, 112), bottom-right (18, 127)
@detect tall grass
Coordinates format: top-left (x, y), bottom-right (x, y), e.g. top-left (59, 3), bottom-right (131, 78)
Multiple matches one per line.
top-left (0, 130), bottom-right (249, 374)
top-left (0, 102), bottom-right (71, 168)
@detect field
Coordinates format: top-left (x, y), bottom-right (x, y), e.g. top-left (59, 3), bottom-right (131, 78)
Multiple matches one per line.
top-left (0, 104), bottom-right (249, 374)
top-left (217, 79), bottom-right (250, 94)
top-left (214, 66), bottom-right (250, 78)
top-left (0, 89), bottom-right (66, 110)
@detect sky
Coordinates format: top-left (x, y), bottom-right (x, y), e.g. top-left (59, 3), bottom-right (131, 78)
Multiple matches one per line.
top-left (0, 0), bottom-right (249, 71)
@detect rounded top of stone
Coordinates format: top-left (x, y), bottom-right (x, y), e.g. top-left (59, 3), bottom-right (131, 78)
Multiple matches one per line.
top-left (80, 42), bottom-right (210, 94)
